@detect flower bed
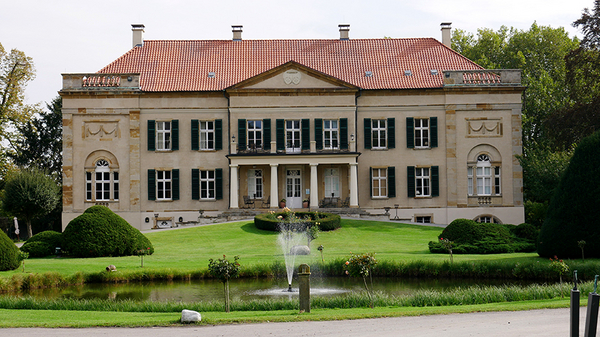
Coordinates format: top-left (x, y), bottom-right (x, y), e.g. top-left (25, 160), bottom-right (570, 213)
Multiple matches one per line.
top-left (254, 209), bottom-right (341, 231)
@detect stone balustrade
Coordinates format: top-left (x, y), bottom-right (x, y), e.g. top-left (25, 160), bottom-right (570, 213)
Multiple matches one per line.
top-left (62, 73), bottom-right (140, 90)
top-left (443, 70), bottom-right (521, 86)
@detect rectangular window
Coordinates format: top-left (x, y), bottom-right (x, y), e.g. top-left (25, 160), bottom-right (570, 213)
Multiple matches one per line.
top-left (372, 168), bottom-right (387, 198)
top-left (200, 121), bottom-right (214, 150)
top-left (200, 170), bottom-right (216, 200)
top-left (95, 171), bottom-right (111, 201)
top-left (286, 120), bottom-right (301, 152)
top-left (86, 172), bottom-right (93, 201)
top-left (414, 118), bottom-right (429, 148)
top-left (416, 216), bottom-right (431, 223)
top-left (156, 121), bottom-right (171, 150)
top-left (494, 167), bottom-right (501, 195)
top-left (113, 172), bottom-right (119, 201)
top-left (247, 120), bottom-right (263, 149)
top-left (324, 168), bottom-right (340, 197)
top-left (323, 120), bottom-right (339, 149)
top-left (372, 119), bottom-right (387, 149)
top-left (415, 167), bottom-right (430, 197)
top-left (476, 166), bottom-right (492, 195)
top-left (156, 170), bottom-right (172, 200)
top-left (247, 169), bottom-right (263, 199)
top-left (467, 167), bottom-right (474, 196)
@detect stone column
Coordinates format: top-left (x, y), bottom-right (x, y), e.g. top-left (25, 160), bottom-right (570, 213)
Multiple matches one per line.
top-left (310, 164), bottom-right (318, 209)
top-left (350, 163), bottom-right (359, 207)
top-left (270, 164), bottom-right (279, 208)
top-left (229, 164), bottom-right (239, 209)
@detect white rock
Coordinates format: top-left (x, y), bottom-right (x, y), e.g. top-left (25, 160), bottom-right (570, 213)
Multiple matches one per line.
top-left (181, 309), bottom-right (201, 323)
top-left (290, 245), bottom-right (310, 255)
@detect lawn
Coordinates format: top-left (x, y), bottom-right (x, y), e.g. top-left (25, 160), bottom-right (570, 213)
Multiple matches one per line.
top-left (1, 218), bottom-right (539, 278)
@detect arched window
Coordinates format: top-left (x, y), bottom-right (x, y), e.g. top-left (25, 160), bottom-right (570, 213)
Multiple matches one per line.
top-left (474, 214), bottom-right (502, 224)
top-left (86, 159), bottom-right (119, 202)
top-left (467, 154), bottom-right (501, 196)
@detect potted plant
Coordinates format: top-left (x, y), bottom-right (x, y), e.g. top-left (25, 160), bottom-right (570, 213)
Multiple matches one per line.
top-left (279, 198), bottom-right (286, 208)
top-left (303, 199), bottom-right (309, 208)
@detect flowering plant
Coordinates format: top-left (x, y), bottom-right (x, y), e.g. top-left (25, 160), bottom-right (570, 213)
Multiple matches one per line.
top-left (208, 255), bottom-right (241, 313)
top-left (439, 238), bottom-right (454, 263)
top-left (135, 247), bottom-right (151, 267)
top-left (344, 252), bottom-right (378, 308)
top-left (549, 256), bottom-right (569, 284)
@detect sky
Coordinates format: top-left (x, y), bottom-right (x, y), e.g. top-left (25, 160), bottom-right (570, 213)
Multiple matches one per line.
top-left (0, 0), bottom-right (594, 107)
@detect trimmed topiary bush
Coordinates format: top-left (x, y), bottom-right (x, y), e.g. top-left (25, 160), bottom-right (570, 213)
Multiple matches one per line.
top-left (62, 206), bottom-right (154, 258)
top-left (0, 229), bottom-right (20, 271)
top-left (20, 230), bottom-right (62, 257)
top-left (538, 131), bottom-right (600, 258)
top-left (254, 211), bottom-right (341, 232)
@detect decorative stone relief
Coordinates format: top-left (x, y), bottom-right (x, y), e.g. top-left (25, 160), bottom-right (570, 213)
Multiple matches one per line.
top-left (84, 121), bottom-right (119, 139)
top-left (466, 118), bottom-right (502, 137)
top-left (283, 70), bottom-right (301, 85)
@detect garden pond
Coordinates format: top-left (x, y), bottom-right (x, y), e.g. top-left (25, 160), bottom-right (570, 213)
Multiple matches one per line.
top-left (6, 277), bottom-right (540, 303)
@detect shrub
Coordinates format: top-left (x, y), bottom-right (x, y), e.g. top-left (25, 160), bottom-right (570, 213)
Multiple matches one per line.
top-left (0, 229), bottom-right (20, 271)
top-left (62, 206), bottom-right (154, 258)
top-left (254, 211), bottom-right (341, 231)
top-left (20, 230), bottom-right (62, 257)
top-left (511, 223), bottom-right (539, 242)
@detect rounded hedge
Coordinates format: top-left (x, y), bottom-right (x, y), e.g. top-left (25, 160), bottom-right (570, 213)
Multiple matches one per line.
top-left (20, 230), bottom-right (62, 257)
top-left (254, 211), bottom-right (341, 231)
top-left (0, 230), bottom-right (20, 271)
top-left (538, 131), bottom-right (600, 258)
top-left (62, 206), bottom-right (154, 258)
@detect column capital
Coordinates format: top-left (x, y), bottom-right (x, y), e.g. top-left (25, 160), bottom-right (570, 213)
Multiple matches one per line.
top-left (310, 163), bottom-right (319, 168)
top-left (349, 162), bottom-right (358, 167)
top-left (270, 163), bottom-right (279, 167)
top-left (229, 164), bottom-right (239, 168)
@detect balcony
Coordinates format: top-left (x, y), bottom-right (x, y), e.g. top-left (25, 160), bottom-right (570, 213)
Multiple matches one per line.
top-left (443, 70), bottom-right (521, 87)
top-left (62, 73), bottom-right (141, 90)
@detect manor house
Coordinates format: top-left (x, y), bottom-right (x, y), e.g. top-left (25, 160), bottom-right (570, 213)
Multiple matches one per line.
top-left (60, 24), bottom-right (525, 230)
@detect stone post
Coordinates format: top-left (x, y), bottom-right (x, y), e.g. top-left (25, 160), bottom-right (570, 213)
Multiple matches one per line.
top-left (298, 264), bottom-right (311, 313)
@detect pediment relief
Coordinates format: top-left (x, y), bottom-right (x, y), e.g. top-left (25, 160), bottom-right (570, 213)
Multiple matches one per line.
top-left (466, 118), bottom-right (502, 137)
top-left (83, 121), bottom-right (120, 140)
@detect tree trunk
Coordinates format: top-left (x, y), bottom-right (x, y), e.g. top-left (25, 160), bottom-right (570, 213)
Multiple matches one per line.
top-left (225, 280), bottom-right (230, 313)
top-left (26, 219), bottom-right (32, 239)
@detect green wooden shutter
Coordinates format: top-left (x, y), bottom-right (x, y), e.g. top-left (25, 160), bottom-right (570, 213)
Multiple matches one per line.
top-left (172, 169), bottom-right (179, 200)
top-left (369, 167), bottom-right (373, 197)
top-left (191, 169), bottom-right (199, 200)
top-left (191, 120), bottom-right (199, 151)
top-left (263, 119), bottom-right (271, 150)
top-left (340, 118), bottom-right (348, 150)
top-left (215, 119), bottom-right (223, 150)
top-left (237, 119), bottom-right (246, 150)
top-left (148, 169), bottom-right (156, 200)
top-left (387, 117), bottom-right (395, 149)
top-left (431, 166), bottom-right (439, 197)
top-left (148, 120), bottom-right (155, 151)
top-left (364, 118), bottom-right (372, 149)
top-left (276, 119), bottom-right (285, 150)
top-left (171, 120), bottom-right (179, 151)
top-left (407, 166), bottom-right (415, 198)
top-left (315, 118), bottom-right (323, 150)
top-left (388, 166), bottom-right (396, 198)
top-left (215, 168), bottom-right (223, 200)
top-left (430, 117), bottom-right (438, 148)
top-left (406, 117), bottom-right (414, 149)
top-left (302, 119), bottom-right (310, 150)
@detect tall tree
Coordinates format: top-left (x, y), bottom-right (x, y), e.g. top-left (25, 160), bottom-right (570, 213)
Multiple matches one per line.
top-left (10, 97), bottom-right (62, 182)
top-left (1, 169), bottom-right (60, 238)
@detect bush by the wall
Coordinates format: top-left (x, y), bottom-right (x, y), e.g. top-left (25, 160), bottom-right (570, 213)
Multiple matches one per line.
top-left (254, 211), bottom-right (341, 232)
top-left (20, 230), bottom-right (62, 257)
top-left (0, 230), bottom-right (20, 271)
top-left (62, 206), bottom-right (154, 258)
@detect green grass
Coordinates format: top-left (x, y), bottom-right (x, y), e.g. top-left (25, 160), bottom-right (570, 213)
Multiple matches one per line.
top-left (0, 219), bottom-right (541, 278)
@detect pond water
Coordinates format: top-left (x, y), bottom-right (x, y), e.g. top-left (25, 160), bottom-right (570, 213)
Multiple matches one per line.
top-left (11, 277), bottom-right (538, 303)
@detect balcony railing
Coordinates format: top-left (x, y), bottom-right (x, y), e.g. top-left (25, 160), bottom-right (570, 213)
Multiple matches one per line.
top-left (443, 70), bottom-right (521, 86)
top-left (62, 73), bottom-right (140, 90)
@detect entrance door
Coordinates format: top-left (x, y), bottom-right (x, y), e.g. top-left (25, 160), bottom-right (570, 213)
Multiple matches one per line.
top-left (324, 168), bottom-right (340, 198)
top-left (286, 169), bottom-right (302, 208)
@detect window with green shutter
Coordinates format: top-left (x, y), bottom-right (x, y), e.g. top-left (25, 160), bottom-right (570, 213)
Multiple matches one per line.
top-left (191, 120), bottom-right (199, 151)
top-left (387, 118), bottom-right (395, 149)
top-left (171, 120), bottom-right (179, 151)
top-left (276, 119), bottom-right (285, 150)
top-left (215, 168), bottom-right (223, 200)
top-left (430, 117), bottom-right (438, 148)
top-left (172, 169), bottom-right (179, 200)
top-left (147, 169), bottom-right (156, 200)
top-left (148, 120), bottom-right (156, 151)
top-left (237, 119), bottom-right (246, 150)
top-left (364, 118), bottom-right (371, 149)
top-left (340, 118), bottom-right (348, 149)
top-left (191, 169), bottom-right (199, 200)
top-left (388, 166), bottom-right (396, 197)
top-left (301, 119), bottom-right (310, 150)
top-left (215, 119), bottom-right (223, 150)
top-left (406, 117), bottom-right (414, 149)
top-left (407, 166), bottom-right (415, 197)
top-left (263, 119), bottom-right (271, 150)
top-left (432, 166), bottom-right (439, 197)
top-left (315, 118), bottom-right (323, 150)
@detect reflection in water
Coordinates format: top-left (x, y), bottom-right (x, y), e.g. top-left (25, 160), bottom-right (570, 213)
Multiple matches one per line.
top-left (11, 277), bottom-right (537, 303)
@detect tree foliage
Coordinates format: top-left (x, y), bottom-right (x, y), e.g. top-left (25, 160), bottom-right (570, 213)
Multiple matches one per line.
top-left (537, 131), bottom-right (600, 258)
top-left (10, 97), bottom-right (62, 183)
top-left (1, 169), bottom-right (59, 238)
top-left (0, 229), bottom-right (20, 271)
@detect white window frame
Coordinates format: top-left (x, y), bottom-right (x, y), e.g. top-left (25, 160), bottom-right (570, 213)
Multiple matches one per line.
top-left (469, 154), bottom-right (501, 196)
top-left (372, 119), bottom-right (387, 149)
top-left (324, 168), bottom-right (340, 197)
top-left (199, 121), bottom-right (214, 150)
top-left (113, 171), bottom-right (119, 201)
top-left (467, 167), bottom-right (474, 196)
top-left (416, 216), bottom-right (431, 223)
top-left (156, 121), bottom-right (171, 151)
top-left (414, 118), bottom-right (430, 148)
top-left (200, 170), bottom-right (216, 200)
top-left (86, 159), bottom-right (119, 202)
top-left (156, 170), bottom-right (172, 200)
top-left (247, 120), bottom-right (263, 150)
top-left (323, 120), bottom-right (339, 150)
top-left (415, 167), bottom-right (431, 197)
top-left (247, 169), bottom-right (263, 199)
top-left (372, 168), bottom-right (387, 198)
top-left (286, 120), bottom-right (301, 153)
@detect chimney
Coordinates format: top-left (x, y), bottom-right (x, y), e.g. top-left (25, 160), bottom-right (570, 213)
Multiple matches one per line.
top-left (132, 24), bottom-right (145, 48)
top-left (339, 24), bottom-right (350, 40)
top-left (232, 25), bottom-right (243, 41)
top-left (440, 22), bottom-right (452, 48)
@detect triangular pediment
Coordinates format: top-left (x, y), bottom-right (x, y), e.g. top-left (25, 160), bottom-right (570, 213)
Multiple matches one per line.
top-left (227, 61), bottom-right (358, 91)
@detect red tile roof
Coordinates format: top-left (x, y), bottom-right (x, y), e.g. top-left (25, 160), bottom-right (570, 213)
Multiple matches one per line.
top-left (99, 38), bottom-right (483, 92)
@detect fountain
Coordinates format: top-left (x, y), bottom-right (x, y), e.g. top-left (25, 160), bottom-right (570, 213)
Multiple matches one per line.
top-left (277, 213), bottom-right (309, 292)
